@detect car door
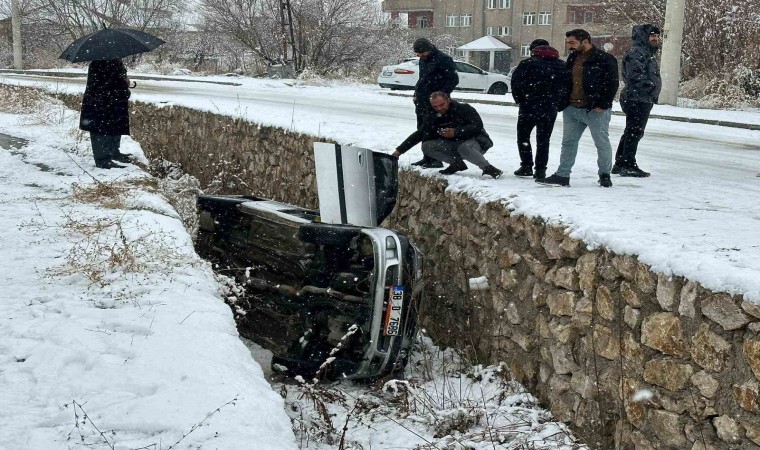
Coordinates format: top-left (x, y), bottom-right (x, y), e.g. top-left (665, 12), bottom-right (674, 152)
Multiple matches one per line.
top-left (454, 62), bottom-right (486, 91)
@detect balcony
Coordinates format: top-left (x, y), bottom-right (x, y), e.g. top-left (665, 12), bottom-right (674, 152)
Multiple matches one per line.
top-left (381, 0), bottom-right (434, 12)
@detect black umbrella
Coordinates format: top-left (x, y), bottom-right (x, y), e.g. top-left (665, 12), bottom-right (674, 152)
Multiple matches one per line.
top-left (60, 27), bottom-right (165, 63)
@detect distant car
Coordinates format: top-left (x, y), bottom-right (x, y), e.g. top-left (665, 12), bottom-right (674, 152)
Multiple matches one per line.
top-left (195, 144), bottom-right (423, 380)
top-left (378, 57), bottom-right (511, 95)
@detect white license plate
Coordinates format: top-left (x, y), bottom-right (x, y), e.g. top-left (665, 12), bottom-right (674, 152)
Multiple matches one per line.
top-left (382, 71), bottom-right (393, 76)
top-left (384, 285), bottom-right (404, 336)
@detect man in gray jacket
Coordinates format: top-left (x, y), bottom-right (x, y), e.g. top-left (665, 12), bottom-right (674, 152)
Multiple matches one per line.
top-left (613, 24), bottom-right (662, 177)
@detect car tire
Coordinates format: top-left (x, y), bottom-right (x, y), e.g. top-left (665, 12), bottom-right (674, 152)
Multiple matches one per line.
top-left (487, 82), bottom-right (508, 95)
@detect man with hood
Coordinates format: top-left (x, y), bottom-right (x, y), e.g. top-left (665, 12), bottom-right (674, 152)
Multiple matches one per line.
top-left (510, 39), bottom-right (570, 180)
top-left (537, 29), bottom-right (619, 188)
top-left (409, 37), bottom-right (459, 169)
top-left (612, 24), bottom-right (662, 177)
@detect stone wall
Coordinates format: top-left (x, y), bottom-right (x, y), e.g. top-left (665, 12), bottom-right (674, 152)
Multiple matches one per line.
top-left (61, 96), bottom-right (760, 449)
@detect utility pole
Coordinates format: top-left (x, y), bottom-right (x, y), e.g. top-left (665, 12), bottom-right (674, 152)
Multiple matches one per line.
top-left (11, 0), bottom-right (23, 69)
top-left (659, 0), bottom-right (685, 105)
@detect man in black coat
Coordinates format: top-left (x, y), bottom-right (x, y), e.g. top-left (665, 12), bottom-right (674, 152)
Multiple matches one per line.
top-left (538, 29), bottom-right (619, 188)
top-left (410, 38), bottom-right (459, 169)
top-left (392, 92), bottom-right (502, 179)
top-left (612, 24), bottom-right (662, 178)
top-left (80, 58), bottom-right (133, 169)
top-left (510, 39), bottom-right (570, 180)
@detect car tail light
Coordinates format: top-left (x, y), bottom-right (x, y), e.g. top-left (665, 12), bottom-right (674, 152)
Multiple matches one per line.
top-left (394, 69), bottom-right (415, 74)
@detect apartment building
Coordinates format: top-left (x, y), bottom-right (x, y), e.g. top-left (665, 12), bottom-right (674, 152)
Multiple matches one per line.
top-left (382, 0), bottom-right (630, 72)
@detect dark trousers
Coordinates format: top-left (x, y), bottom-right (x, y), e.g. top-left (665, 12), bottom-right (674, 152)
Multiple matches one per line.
top-left (516, 109), bottom-right (557, 170)
top-left (414, 97), bottom-right (433, 130)
top-left (90, 133), bottom-right (122, 164)
top-left (615, 100), bottom-right (653, 167)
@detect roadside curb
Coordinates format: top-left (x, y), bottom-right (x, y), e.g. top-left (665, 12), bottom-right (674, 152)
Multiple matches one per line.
top-left (0, 69), bottom-right (243, 87)
top-left (387, 92), bottom-right (760, 131)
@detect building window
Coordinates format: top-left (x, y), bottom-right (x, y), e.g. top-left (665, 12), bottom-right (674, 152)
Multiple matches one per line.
top-left (521, 44), bottom-right (531, 57)
top-left (460, 14), bottom-right (472, 27)
top-left (584, 11), bottom-right (593, 23)
top-left (499, 0), bottom-right (511, 8)
top-left (446, 14), bottom-right (458, 27)
top-left (499, 26), bottom-right (511, 36)
top-left (567, 11), bottom-right (576, 24)
top-left (522, 12), bottom-right (535, 25)
top-left (486, 26), bottom-right (494, 35)
top-left (417, 16), bottom-right (429, 28)
top-left (538, 11), bottom-right (551, 25)
top-left (487, 0), bottom-right (496, 9)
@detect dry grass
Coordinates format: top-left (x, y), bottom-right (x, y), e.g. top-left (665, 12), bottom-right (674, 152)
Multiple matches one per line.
top-left (72, 178), bottom-right (158, 210)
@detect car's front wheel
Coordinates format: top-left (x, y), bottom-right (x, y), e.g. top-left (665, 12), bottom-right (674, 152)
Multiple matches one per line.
top-left (487, 82), bottom-right (508, 95)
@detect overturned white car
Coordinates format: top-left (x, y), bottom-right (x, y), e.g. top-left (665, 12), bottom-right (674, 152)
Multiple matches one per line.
top-left (195, 143), bottom-right (423, 380)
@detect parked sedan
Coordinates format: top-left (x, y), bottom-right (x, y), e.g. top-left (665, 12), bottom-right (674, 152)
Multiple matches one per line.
top-left (377, 58), bottom-right (511, 95)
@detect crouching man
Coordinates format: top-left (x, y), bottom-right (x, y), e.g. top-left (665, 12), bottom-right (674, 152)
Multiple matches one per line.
top-left (392, 92), bottom-right (503, 179)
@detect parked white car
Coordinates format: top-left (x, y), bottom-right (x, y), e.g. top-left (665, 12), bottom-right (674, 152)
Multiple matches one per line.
top-left (377, 58), bottom-right (511, 95)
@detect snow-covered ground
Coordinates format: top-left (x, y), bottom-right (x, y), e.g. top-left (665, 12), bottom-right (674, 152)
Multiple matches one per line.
top-left (0, 90), bottom-right (588, 449)
top-left (0, 100), bottom-right (296, 449)
top-left (1, 73), bottom-right (758, 304)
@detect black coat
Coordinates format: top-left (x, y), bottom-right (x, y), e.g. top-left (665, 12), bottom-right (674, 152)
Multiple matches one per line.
top-left (620, 25), bottom-right (662, 104)
top-left (396, 100), bottom-right (491, 153)
top-left (561, 46), bottom-right (619, 111)
top-left (80, 59), bottom-right (131, 135)
top-left (510, 45), bottom-right (570, 114)
top-left (415, 49), bottom-right (459, 104)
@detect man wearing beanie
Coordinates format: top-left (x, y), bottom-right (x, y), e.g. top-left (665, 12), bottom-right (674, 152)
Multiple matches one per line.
top-left (409, 37), bottom-right (459, 168)
top-left (510, 39), bottom-right (570, 180)
top-left (612, 24), bottom-right (662, 178)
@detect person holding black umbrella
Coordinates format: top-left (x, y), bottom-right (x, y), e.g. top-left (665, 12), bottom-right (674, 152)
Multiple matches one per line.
top-left (80, 58), bottom-right (133, 169)
top-left (60, 26), bottom-right (165, 169)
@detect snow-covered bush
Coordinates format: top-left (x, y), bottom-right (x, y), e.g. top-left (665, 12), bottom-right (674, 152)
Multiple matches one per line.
top-left (679, 65), bottom-right (760, 109)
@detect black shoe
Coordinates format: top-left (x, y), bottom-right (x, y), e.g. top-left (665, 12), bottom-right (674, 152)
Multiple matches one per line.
top-left (412, 156), bottom-right (443, 168)
top-left (533, 168), bottom-right (546, 180)
top-left (420, 159), bottom-right (444, 168)
top-left (536, 174), bottom-right (570, 187)
top-left (439, 160), bottom-right (467, 175)
top-left (611, 164), bottom-right (622, 175)
top-left (95, 159), bottom-right (126, 169)
top-left (513, 165), bottom-right (533, 177)
top-left (112, 153), bottom-right (134, 163)
top-left (599, 174), bottom-right (613, 187)
top-left (482, 165), bottom-right (503, 179)
top-left (620, 165), bottom-right (650, 178)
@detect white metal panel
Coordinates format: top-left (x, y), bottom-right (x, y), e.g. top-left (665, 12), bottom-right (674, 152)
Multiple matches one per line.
top-left (313, 142), bottom-right (377, 227)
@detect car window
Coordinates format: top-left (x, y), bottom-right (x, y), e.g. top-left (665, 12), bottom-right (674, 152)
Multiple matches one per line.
top-left (455, 62), bottom-right (483, 74)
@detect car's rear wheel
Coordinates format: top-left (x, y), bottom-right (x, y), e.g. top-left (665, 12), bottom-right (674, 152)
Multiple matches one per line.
top-left (488, 82), bottom-right (508, 95)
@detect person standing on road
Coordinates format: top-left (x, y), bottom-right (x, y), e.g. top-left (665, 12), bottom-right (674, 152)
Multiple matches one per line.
top-left (612, 24), bottom-right (662, 178)
top-left (392, 92), bottom-right (503, 179)
top-left (510, 39), bottom-right (570, 180)
top-left (538, 29), bottom-right (619, 188)
top-left (409, 38), bottom-right (459, 169)
top-left (80, 58), bottom-right (134, 169)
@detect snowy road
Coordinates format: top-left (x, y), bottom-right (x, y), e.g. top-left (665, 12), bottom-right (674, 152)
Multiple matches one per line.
top-left (2, 73), bottom-right (759, 302)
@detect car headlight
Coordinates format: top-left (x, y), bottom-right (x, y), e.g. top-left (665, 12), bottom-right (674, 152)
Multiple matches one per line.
top-left (386, 237), bottom-right (397, 259)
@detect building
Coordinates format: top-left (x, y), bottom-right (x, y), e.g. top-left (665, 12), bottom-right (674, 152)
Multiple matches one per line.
top-left (382, 0), bottom-right (630, 72)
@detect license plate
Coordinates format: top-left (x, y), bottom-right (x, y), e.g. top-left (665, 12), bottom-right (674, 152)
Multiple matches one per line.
top-left (382, 70), bottom-right (392, 76)
top-left (384, 285), bottom-right (404, 336)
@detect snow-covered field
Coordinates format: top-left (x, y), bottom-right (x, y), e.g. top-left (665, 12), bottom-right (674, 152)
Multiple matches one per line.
top-left (1, 72), bottom-right (757, 304)
top-left (0, 88), bottom-right (588, 449)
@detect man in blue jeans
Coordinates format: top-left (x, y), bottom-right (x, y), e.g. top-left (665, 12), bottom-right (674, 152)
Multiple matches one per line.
top-left (537, 29), bottom-right (619, 188)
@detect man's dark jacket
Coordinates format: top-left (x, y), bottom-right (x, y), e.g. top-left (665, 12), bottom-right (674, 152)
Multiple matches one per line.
top-left (80, 59), bottom-right (131, 135)
top-left (510, 45), bottom-right (570, 114)
top-left (415, 49), bottom-right (459, 104)
top-left (396, 100), bottom-right (491, 153)
top-left (620, 25), bottom-right (662, 104)
top-left (562, 46), bottom-right (619, 111)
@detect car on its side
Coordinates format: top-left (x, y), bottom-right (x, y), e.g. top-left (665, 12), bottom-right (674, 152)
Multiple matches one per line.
top-left (195, 143), bottom-right (423, 380)
top-left (377, 57), bottom-right (511, 95)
